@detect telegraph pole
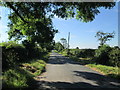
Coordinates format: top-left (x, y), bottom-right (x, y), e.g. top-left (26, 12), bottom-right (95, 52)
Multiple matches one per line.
top-left (67, 32), bottom-right (70, 55)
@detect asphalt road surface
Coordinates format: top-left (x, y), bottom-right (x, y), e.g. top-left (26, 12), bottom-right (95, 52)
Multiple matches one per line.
top-left (35, 51), bottom-right (120, 89)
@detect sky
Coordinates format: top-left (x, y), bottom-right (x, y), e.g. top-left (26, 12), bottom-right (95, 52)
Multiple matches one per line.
top-left (52, 3), bottom-right (118, 49)
top-left (0, 3), bottom-right (119, 49)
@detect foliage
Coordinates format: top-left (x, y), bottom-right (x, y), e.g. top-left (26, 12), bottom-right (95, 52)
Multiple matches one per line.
top-left (109, 47), bottom-right (120, 67)
top-left (3, 69), bottom-right (27, 88)
top-left (70, 49), bottom-right (81, 57)
top-left (1, 41), bottom-right (46, 71)
top-left (3, 69), bottom-right (29, 88)
top-left (95, 31), bottom-right (115, 46)
top-left (59, 49), bottom-right (68, 57)
top-left (95, 45), bottom-right (112, 65)
top-left (59, 49), bottom-right (95, 58)
top-left (1, 2), bottom-right (115, 50)
top-left (5, 2), bottom-right (115, 23)
top-left (60, 38), bottom-right (67, 49)
top-left (54, 42), bottom-right (64, 52)
top-left (70, 49), bottom-right (95, 58)
top-left (3, 59), bottom-right (47, 88)
top-left (1, 41), bottom-right (27, 70)
top-left (8, 13), bottom-right (57, 50)
top-left (21, 60), bottom-right (46, 77)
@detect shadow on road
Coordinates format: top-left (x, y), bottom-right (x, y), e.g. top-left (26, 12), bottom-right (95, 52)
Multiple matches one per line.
top-left (30, 52), bottom-right (119, 89)
top-left (29, 80), bottom-right (120, 90)
top-left (48, 52), bottom-right (81, 65)
top-left (31, 71), bottom-right (120, 89)
top-left (73, 71), bottom-right (120, 87)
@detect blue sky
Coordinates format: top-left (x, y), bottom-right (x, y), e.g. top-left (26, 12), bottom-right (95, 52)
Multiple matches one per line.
top-left (0, 3), bottom-right (118, 49)
top-left (52, 4), bottom-right (118, 49)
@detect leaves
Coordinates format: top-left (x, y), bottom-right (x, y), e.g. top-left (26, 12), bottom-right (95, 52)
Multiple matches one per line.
top-left (4, 2), bottom-right (115, 49)
top-left (95, 31), bottom-right (115, 46)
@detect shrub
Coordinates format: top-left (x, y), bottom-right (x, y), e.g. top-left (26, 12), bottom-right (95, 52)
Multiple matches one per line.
top-left (71, 49), bottom-right (81, 57)
top-left (70, 49), bottom-right (95, 58)
top-left (1, 41), bottom-right (45, 70)
top-left (109, 47), bottom-right (120, 67)
top-left (1, 41), bottom-right (27, 70)
top-left (95, 45), bottom-right (112, 65)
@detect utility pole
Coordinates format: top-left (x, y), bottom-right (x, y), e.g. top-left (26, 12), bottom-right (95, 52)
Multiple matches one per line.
top-left (67, 32), bottom-right (70, 55)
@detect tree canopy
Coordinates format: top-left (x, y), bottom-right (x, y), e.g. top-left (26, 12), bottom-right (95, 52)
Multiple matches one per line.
top-left (95, 31), bottom-right (115, 46)
top-left (1, 2), bottom-right (116, 48)
top-left (60, 38), bottom-right (67, 49)
top-left (5, 2), bottom-right (115, 22)
top-left (54, 42), bottom-right (64, 51)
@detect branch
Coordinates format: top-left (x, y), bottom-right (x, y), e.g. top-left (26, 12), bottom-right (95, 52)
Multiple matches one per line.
top-left (6, 2), bottom-right (28, 23)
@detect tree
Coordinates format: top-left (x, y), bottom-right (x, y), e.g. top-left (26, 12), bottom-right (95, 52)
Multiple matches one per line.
top-left (1, 2), bottom-right (116, 49)
top-left (7, 8), bottom-right (58, 49)
top-left (76, 47), bottom-right (79, 49)
top-left (95, 44), bottom-right (112, 65)
top-left (54, 42), bottom-right (64, 52)
top-left (95, 31), bottom-right (115, 46)
top-left (60, 38), bottom-right (67, 49)
top-left (109, 47), bottom-right (120, 67)
top-left (4, 2), bottom-right (115, 23)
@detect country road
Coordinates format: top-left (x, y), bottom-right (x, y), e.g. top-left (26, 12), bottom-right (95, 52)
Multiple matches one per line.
top-left (35, 51), bottom-right (120, 89)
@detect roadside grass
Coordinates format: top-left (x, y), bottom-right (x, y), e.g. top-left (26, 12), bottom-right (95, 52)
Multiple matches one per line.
top-left (2, 67), bottom-right (34, 88)
top-left (59, 50), bottom-right (68, 57)
top-left (3, 57), bottom-right (48, 88)
top-left (58, 50), bottom-right (120, 80)
top-left (53, 50), bottom-right (58, 53)
top-left (86, 64), bottom-right (120, 79)
top-left (21, 60), bottom-right (46, 77)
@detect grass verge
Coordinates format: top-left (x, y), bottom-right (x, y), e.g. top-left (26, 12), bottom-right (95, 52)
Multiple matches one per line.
top-left (3, 59), bottom-right (47, 88)
top-left (86, 64), bottom-right (120, 79)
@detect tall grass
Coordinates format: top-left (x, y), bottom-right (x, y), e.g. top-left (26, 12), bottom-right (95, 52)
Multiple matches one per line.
top-left (87, 64), bottom-right (120, 79)
top-left (3, 69), bottom-right (28, 88)
top-left (3, 59), bottom-right (46, 88)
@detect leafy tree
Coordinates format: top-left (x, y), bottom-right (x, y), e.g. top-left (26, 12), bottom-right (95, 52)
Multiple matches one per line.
top-left (95, 44), bottom-right (112, 65)
top-left (54, 42), bottom-right (64, 52)
top-left (7, 9), bottom-right (58, 49)
top-left (109, 47), bottom-right (120, 67)
top-left (60, 38), bottom-right (67, 49)
top-left (1, 2), bottom-right (116, 50)
top-left (4, 2), bottom-right (115, 23)
top-left (95, 31), bottom-right (115, 46)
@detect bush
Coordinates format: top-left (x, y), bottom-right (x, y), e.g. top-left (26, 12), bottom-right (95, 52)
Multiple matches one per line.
top-left (54, 42), bottom-right (64, 52)
top-left (109, 47), bottom-right (120, 67)
top-left (1, 41), bottom-right (45, 70)
top-left (70, 49), bottom-right (81, 57)
top-left (95, 45), bottom-right (112, 65)
top-left (70, 49), bottom-right (95, 58)
top-left (1, 41), bottom-right (28, 70)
